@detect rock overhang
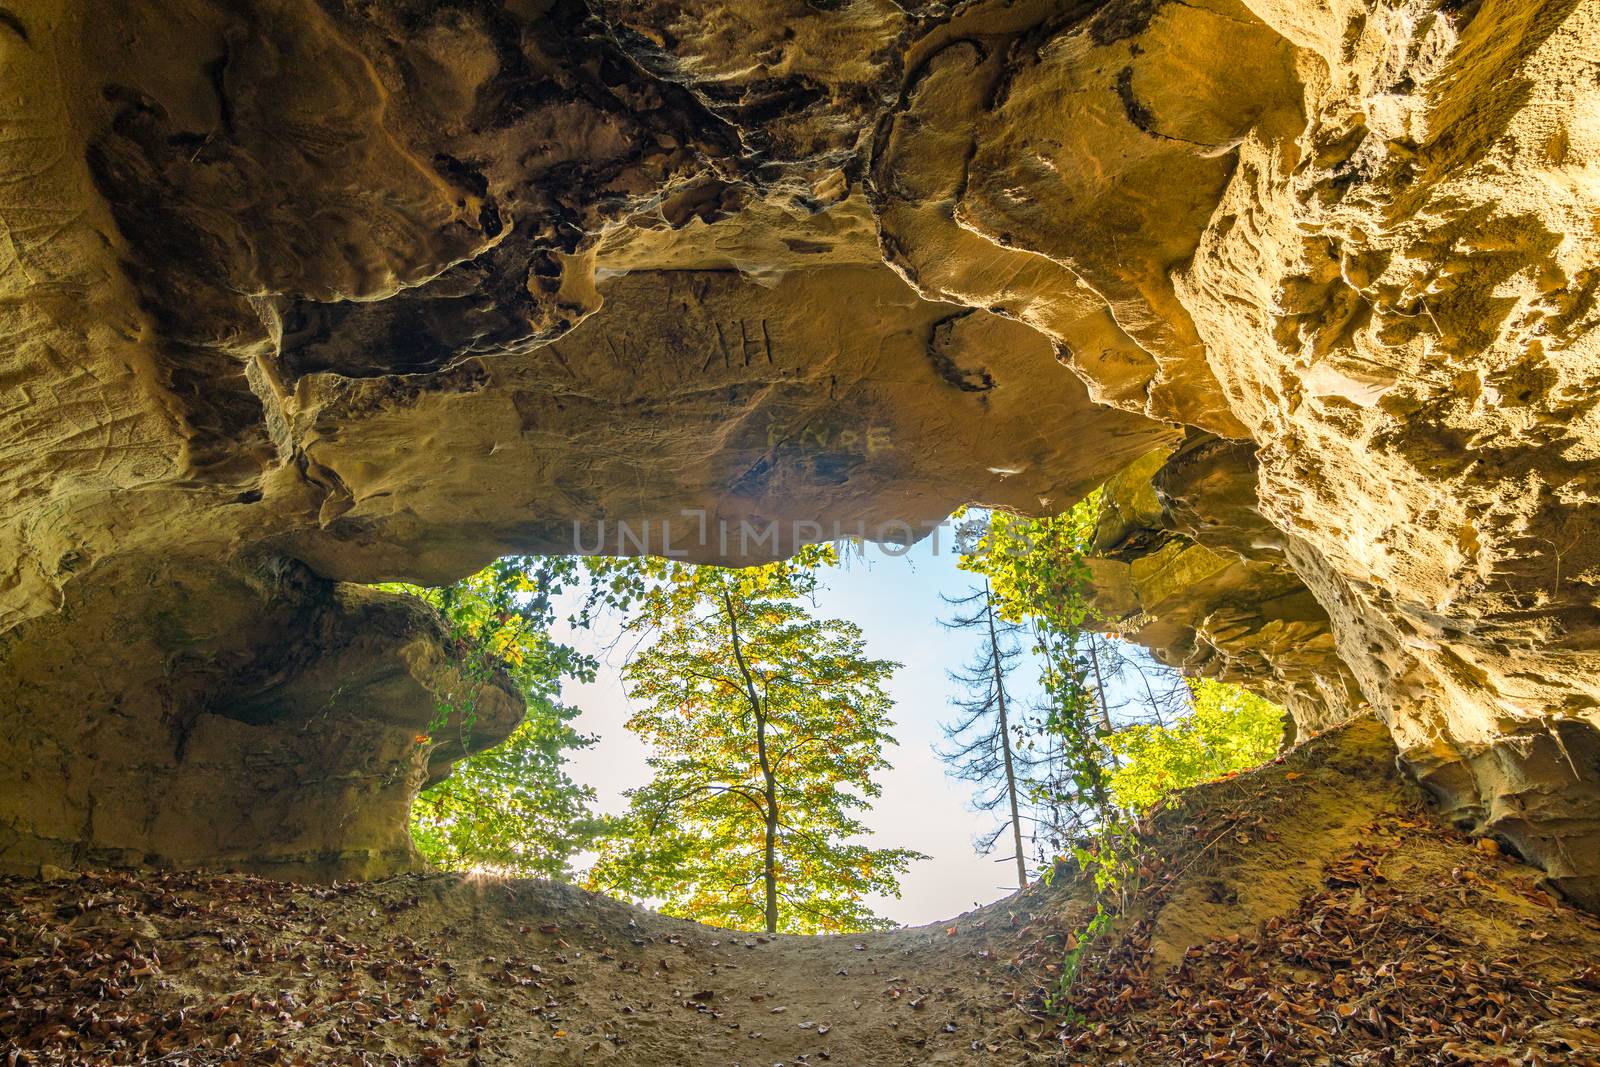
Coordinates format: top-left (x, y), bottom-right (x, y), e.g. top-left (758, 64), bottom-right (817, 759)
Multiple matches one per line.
top-left (0, 0), bottom-right (1597, 906)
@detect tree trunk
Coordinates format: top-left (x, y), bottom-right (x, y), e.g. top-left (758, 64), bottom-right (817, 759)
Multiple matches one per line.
top-left (1087, 634), bottom-right (1120, 770)
top-left (757, 716), bottom-right (780, 935)
top-left (1032, 621), bottom-right (1069, 854)
top-left (985, 581), bottom-right (1029, 891)
top-left (724, 588), bottom-right (780, 934)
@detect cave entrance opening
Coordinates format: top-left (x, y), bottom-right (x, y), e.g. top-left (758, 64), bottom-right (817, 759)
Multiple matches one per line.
top-left (387, 519), bottom-right (1287, 935)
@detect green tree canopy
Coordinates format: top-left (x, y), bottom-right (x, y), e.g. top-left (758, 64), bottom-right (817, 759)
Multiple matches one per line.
top-left (957, 497), bottom-right (1101, 632)
top-left (587, 556), bottom-right (925, 934)
top-left (1108, 677), bottom-right (1285, 814)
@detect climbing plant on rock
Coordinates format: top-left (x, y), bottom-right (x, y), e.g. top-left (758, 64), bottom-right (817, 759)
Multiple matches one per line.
top-left (957, 497), bottom-right (1291, 1016)
top-left (958, 498), bottom-right (1152, 1014)
top-left (958, 498), bottom-right (1119, 852)
top-left (385, 557), bottom-right (602, 879)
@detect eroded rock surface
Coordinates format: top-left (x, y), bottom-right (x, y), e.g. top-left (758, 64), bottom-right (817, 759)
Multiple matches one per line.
top-left (0, 555), bottom-right (523, 878)
top-left (2, 0), bottom-right (1598, 898)
top-left (1085, 440), bottom-right (1370, 739)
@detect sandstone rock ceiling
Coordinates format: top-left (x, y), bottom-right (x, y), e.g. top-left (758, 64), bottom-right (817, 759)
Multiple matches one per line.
top-left (1, 0), bottom-right (1597, 907)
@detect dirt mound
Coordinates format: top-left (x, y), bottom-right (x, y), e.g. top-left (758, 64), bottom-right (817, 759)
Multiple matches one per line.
top-left (1050, 718), bottom-right (1600, 1065)
top-left (4, 719), bottom-right (1598, 1066)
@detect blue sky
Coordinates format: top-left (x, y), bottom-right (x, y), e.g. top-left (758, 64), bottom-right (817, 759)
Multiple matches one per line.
top-left (553, 533), bottom-right (1168, 927)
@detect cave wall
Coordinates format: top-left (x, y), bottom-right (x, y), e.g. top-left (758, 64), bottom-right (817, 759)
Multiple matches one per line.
top-left (1084, 439), bottom-right (1371, 740)
top-left (0, 555), bottom-right (524, 878)
top-left (2, 0), bottom-right (1598, 899)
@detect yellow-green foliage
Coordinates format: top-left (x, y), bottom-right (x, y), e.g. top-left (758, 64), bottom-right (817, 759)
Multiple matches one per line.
top-left (1108, 678), bottom-right (1285, 813)
top-left (955, 494), bottom-right (1100, 630)
top-left (385, 557), bottom-right (601, 879)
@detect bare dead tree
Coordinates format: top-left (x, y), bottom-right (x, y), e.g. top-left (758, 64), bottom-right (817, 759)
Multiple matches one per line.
top-left (935, 581), bottom-right (1032, 890)
top-left (1090, 634), bottom-right (1191, 729)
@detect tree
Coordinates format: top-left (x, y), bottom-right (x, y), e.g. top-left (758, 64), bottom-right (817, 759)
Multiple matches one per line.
top-left (387, 557), bottom-right (603, 879)
top-left (1088, 634), bottom-right (1192, 730)
top-left (1108, 677), bottom-right (1285, 813)
top-left (410, 706), bottom-right (602, 879)
top-left (958, 501), bottom-right (1287, 843)
top-left (959, 500), bottom-right (1120, 856)
top-left (935, 581), bottom-right (1031, 890)
top-left (587, 556), bottom-right (925, 934)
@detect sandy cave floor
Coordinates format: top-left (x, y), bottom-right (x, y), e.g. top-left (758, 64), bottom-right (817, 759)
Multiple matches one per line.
top-left (4, 719), bottom-right (1600, 1066)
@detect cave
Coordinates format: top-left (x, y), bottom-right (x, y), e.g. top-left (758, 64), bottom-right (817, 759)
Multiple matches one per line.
top-left (4, 0), bottom-right (1600, 963)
